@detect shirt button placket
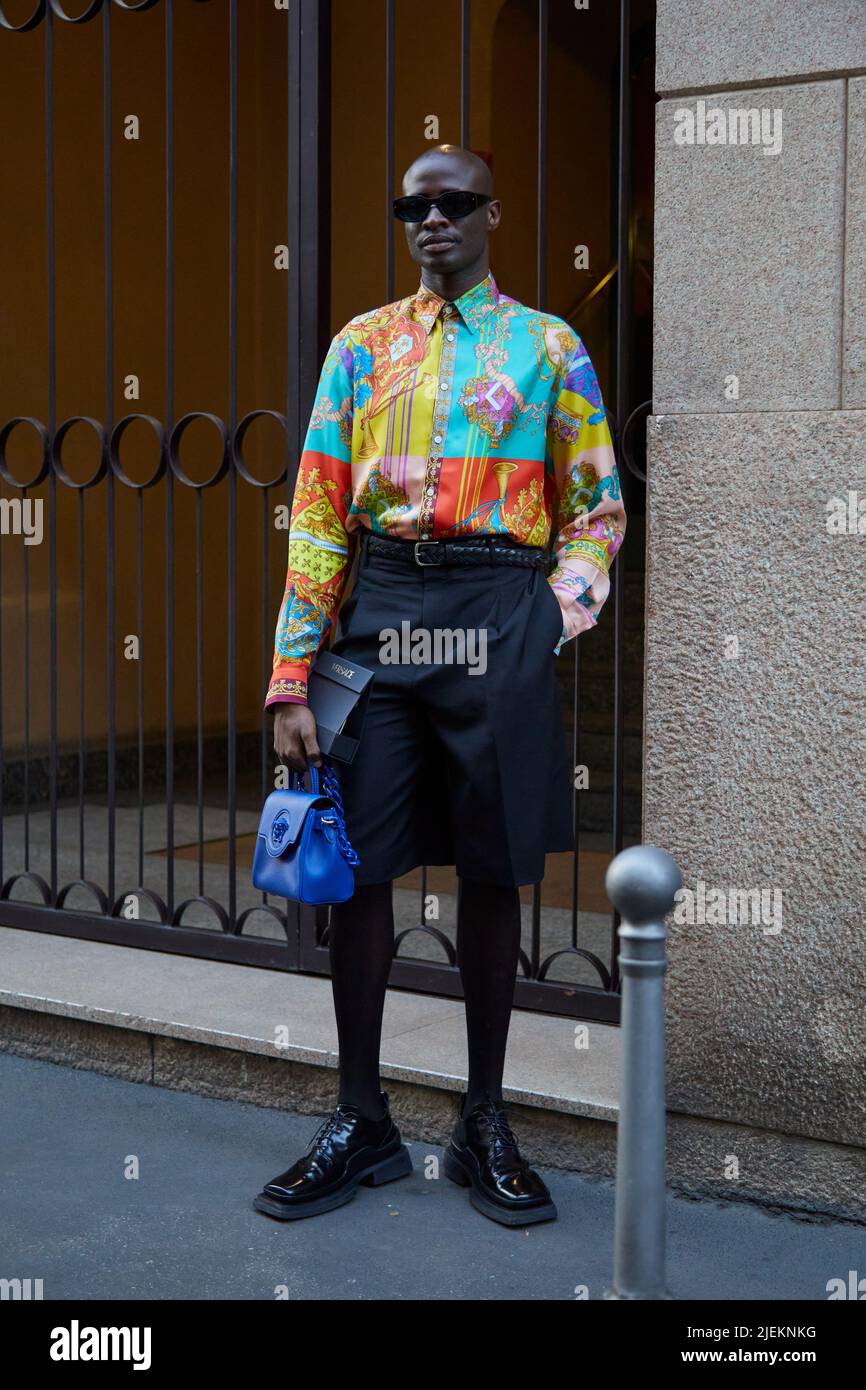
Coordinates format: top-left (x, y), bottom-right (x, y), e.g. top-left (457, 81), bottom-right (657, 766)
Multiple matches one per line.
top-left (421, 306), bottom-right (458, 539)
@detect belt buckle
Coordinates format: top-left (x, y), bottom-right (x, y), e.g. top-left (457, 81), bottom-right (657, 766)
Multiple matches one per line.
top-left (414, 540), bottom-right (442, 566)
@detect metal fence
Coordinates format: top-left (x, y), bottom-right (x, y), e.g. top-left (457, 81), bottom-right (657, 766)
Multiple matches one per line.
top-left (0, 0), bottom-right (651, 1021)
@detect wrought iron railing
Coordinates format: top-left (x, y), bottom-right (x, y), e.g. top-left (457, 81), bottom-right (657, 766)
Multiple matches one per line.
top-left (0, 0), bottom-right (651, 1021)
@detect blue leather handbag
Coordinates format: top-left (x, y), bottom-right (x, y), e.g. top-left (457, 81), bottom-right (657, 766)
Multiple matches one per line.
top-left (251, 761), bottom-right (359, 905)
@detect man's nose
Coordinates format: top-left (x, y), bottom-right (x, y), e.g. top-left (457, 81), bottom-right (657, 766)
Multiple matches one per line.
top-left (420, 204), bottom-right (450, 232)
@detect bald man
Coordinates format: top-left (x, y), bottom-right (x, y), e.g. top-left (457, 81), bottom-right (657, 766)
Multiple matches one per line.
top-left (254, 145), bottom-right (626, 1228)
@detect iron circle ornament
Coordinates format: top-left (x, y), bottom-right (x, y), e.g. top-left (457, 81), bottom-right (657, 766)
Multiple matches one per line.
top-left (56, 878), bottom-right (110, 914)
top-left (393, 923), bottom-right (457, 965)
top-left (172, 895), bottom-right (231, 933)
top-left (0, 416), bottom-right (50, 489)
top-left (168, 411), bottom-right (230, 489)
top-left (48, 0), bottom-right (103, 21)
top-left (619, 398), bottom-right (652, 483)
top-left (235, 903), bottom-right (290, 937)
top-left (0, 0), bottom-right (45, 30)
top-left (232, 408), bottom-right (289, 489)
top-left (109, 413), bottom-right (167, 490)
top-left (537, 944), bottom-right (612, 990)
top-left (49, 0), bottom-right (162, 15)
top-left (0, 871), bottom-right (52, 904)
top-left (51, 415), bottom-right (108, 490)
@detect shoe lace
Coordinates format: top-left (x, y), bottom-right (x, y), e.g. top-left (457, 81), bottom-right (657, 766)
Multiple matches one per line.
top-left (482, 1106), bottom-right (520, 1153)
top-left (309, 1106), bottom-right (352, 1151)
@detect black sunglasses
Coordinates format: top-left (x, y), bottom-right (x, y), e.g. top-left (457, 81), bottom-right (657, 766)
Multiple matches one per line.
top-left (393, 191), bottom-right (492, 224)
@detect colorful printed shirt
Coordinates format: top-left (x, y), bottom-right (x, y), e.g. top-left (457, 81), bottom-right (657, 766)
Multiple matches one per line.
top-left (266, 270), bottom-right (626, 708)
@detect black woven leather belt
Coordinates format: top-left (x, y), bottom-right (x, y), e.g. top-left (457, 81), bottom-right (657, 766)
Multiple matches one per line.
top-left (362, 532), bottom-right (548, 569)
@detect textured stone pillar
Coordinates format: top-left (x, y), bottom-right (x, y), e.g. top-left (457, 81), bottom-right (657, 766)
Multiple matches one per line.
top-left (647, 3), bottom-right (866, 1162)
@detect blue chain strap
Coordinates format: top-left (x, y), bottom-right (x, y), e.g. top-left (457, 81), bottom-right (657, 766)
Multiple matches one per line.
top-left (289, 759), bottom-right (360, 868)
top-left (320, 761), bottom-right (361, 868)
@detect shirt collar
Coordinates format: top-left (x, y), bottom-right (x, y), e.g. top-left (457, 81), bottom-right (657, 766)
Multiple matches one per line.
top-left (413, 270), bottom-right (500, 337)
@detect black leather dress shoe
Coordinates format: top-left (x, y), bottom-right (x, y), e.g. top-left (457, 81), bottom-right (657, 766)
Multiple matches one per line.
top-left (253, 1091), bottom-right (413, 1220)
top-left (444, 1093), bottom-right (557, 1227)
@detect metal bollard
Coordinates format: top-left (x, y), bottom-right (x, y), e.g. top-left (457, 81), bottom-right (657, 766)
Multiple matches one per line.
top-left (604, 844), bottom-right (682, 1301)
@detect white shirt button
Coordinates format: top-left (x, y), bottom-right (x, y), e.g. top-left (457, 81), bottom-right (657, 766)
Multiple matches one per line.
top-left (440, 381), bottom-right (450, 390)
top-left (426, 485), bottom-right (435, 495)
top-left (421, 532), bottom-right (430, 539)
top-left (446, 332), bottom-right (455, 341)
top-left (434, 434), bottom-right (442, 444)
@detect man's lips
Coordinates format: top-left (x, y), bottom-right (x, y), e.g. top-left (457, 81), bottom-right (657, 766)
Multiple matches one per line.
top-left (421, 235), bottom-right (457, 250)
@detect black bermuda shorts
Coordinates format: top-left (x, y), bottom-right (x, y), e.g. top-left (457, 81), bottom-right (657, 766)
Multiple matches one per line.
top-left (329, 537), bottom-right (575, 888)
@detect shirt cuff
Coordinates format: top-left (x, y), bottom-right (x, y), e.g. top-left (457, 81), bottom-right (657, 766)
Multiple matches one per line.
top-left (264, 673), bottom-right (309, 708)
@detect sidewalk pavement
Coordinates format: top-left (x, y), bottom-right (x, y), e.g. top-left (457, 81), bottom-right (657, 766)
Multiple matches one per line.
top-left (1, 1052), bottom-right (861, 1302)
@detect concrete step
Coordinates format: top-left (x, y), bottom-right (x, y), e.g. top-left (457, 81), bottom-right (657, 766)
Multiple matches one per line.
top-left (0, 925), bottom-right (620, 1120)
top-left (1, 923), bottom-right (864, 1222)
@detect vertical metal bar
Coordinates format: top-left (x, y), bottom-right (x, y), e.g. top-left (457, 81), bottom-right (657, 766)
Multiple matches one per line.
top-left (49, 469), bottom-right (58, 898)
top-left (23, 516), bottom-right (30, 869)
top-left (136, 488), bottom-right (145, 886)
top-left (530, 882), bottom-right (541, 978)
top-left (0, 479), bottom-right (3, 890)
top-left (606, 846), bottom-right (679, 1300)
top-left (615, 0), bottom-right (633, 420)
top-left (48, 477), bottom-right (57, 895)
top-left (260, 488), bottom-right (269, 808)
top-left (609, 0), bottom-right (633, 989)
top-left (534, 0), bottom-right (548, 973)
top-left (300, 0), bottom-right (330, 408)
top-left (455, 875), bottom-right (462, 959)
top-left (570, 646), bottom-right (581, 947)
top-left (283, 0), bottom-right (303, 957)
top-left (287, 0), bottom-right (300, 462)
top-left (195, 489), bottom-right (204, 899)
top-left (460, 0), bottom-right (471, 147)
top-left (420, 864), bottom-right (428, 931)
top-left (536, 0), bottom-right (548, 310)
top-left (78, 491), bottom-right (86, 880)
top-left (165, 0), bottom-right (176, 919)
top-left (46, 4), bottom-right (57, 899)
top-left (0, 490), bottom-right (3, 891)
top-left (227, 0), bottom-right (238, 926)
top-left (104, 0), bottom-right (117, 907)
top-left (20, 5), bottom-right (57, 881)
top-left (385, 0), bottom-right (394, 304)
top-left (293, 0), bottom-right (329, 966)
top-left (106, 475), bottom-right (116, 908)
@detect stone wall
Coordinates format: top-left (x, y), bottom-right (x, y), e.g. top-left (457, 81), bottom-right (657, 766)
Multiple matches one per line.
top-left (647, 3), bottom-right (866, 1158)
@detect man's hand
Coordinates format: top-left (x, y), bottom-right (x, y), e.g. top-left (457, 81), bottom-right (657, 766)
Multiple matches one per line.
top-left (272, 703), bottom-right (322, 771)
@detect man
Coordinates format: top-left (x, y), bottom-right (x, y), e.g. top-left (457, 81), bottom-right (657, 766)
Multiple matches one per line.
top-left (254, 145), bottom-right (625, 1227)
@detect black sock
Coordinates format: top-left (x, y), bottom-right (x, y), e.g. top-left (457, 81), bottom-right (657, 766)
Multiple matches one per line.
top-left (328, 880), bottom-right (394, 1120)
top-left (456, 877), bottom-right (522, 1111)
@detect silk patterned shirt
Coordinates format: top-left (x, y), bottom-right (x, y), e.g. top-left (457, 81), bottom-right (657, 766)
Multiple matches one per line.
top-left (266, 270), bottom-right (626, 708)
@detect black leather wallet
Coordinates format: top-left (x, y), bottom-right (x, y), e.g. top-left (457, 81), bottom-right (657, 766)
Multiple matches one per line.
top-left (307, 648), bottom-right (375, 764)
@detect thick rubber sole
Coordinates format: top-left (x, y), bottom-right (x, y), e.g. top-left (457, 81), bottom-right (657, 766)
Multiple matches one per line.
top-left (253, 1143), bottom-right (413, 1221)
top-left (443, 1145), bottom-right (558, 1227)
